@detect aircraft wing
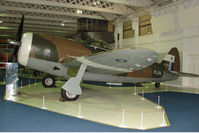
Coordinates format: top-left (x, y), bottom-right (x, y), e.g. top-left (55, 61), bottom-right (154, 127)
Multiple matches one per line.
top-left (64, 48), bottom-right (158, 73)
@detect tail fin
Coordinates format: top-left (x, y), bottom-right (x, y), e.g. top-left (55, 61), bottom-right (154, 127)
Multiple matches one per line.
top-left (161, 47), bottom-right (180, 72)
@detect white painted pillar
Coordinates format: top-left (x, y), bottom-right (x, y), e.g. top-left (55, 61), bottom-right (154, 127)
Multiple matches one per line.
top-left (114, 22), bottom-right (123, 49)
top-left (132, 17), bottom-right (139, 47)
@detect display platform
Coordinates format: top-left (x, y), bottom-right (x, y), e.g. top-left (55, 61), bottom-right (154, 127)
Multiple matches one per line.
top-left (6, 80), bottom-right (170, 130)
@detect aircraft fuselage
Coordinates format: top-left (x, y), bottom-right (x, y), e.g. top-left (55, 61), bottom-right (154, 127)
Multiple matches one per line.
top-left (18, 33), bottom-right (179, 84)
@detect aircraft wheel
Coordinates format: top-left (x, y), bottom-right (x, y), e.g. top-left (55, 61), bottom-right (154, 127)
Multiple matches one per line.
top-left (42, 75), bottom-right (56, 88)
top-left (155, 82), bottom-right (160, 88)
top-left (61, 89), bottom-right (79, 101)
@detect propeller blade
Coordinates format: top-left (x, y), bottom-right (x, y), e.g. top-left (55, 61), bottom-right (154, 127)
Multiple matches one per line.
top-left (0, 15), bottom-right (24, 63)
top-left (16, 15), bottom-right (24, 42)
top-left (13, 15), bottom-right (24, 62)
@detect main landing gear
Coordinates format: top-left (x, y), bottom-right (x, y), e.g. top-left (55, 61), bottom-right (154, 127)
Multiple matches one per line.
top-left (61, 89), bottom-right (79, 101)
top-left (155, 82), bottom-right (160, 88)
top-left (42, 75), bottom-right (56, 88)
top-left (61, 64), bottom-right (87, 101)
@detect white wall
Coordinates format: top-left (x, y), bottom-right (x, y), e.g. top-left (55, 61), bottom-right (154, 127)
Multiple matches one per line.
top-left (115, 0), bottom-right (199, 88)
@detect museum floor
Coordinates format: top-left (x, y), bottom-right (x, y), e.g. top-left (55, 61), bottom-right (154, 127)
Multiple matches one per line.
top-left (1, 75), bottom-right (199, 131)
top-left (9, 82), bottom-right (169, 130)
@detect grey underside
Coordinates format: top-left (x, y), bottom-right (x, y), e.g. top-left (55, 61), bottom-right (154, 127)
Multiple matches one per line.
top-left (26, 58), bottom-right (179, 83)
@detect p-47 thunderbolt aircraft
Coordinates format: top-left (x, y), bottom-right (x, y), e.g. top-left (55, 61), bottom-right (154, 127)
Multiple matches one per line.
top-left (1, 16), bottom-right (199, 101)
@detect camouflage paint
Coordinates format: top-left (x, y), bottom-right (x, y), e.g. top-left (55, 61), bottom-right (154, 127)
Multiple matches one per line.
top-left (29, 34), bottom-right (92, 63)
top-left (27, 34), bottom-right (180, 81)
top-left (126, 48), bottom-right (180, 78)
top-left (30, 34), bottom-right (59, 62)
top-left (162, 47), bottom-right (180, 72)
top-left (127, 63), bottom-right (164, 78)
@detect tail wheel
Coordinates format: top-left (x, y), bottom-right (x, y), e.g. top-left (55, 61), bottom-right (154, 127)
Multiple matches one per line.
top-left (42, 75), bottom-right (56, 88)
top-left (61, 89), bottom-right (79, 101)
top-left (155, 82), bottom-right (160, 88)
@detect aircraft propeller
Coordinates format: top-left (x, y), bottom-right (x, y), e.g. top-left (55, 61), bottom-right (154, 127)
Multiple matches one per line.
top-left (0, 15), bottom-right (24, 63)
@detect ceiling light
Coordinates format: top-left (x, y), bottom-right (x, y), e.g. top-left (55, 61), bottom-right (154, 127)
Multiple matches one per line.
top-left (77, 9), bottom-right (83, 14)
top-left (97, 1), bottom-right (100, 4)
top-left (93, 2), bottom-right (96, 5)
top-left (136, 64), bottom-right (141, 67)
top-left (61, 23), bottom-right (64, 26)
top-left (147, 58), bottom-right (152, 61)
top-left (0, 21), bottom-right (3, 23)
top-left (130, 67), bottom-right (134, 71)
top-left (93, 1), bottom-right (100, 5)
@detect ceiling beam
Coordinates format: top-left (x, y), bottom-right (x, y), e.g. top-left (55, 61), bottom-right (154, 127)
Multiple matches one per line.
top-left (0, 23), bottom-right (77, 31)
top-left (0, 14), bottom-right (76, 23)
top-left (0, 30), bottom-right (71, 37)
top-left (4, 0), bottom-right (128, 15)
top-left (0, 32), bottom-right (71, 37)
top-left (0, 3), bottom-right (104, 20)
top-left (0, 17), bottom-right (77, 27)
top-left (100, 0), bottom-right (153, 7)
top-left (0, 27), bottom-right (76, 34)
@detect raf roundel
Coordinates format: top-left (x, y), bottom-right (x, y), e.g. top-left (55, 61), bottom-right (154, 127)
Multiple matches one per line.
top-left (115, 59), bottom-right (128, 63)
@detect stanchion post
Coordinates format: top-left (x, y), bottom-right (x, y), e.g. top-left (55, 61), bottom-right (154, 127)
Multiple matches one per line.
top-left (120, 109), bottom-right (127, 128)
top-left (78, 102), bottom-right (83, 118)
top-left (140, 112), bottom-right (145, 129)
top-left (156, 96), bottom-right (161, 109)
top-left (133, 86), bottom-right (137, 95)
top-left (141, 90), bottom-right (145, 100)
top-left (41, 96), bottom-right (47, 109)
top-left (108, 84), bottom-right (112, 89)
top-left (146, 83), bottom-right (149, 88)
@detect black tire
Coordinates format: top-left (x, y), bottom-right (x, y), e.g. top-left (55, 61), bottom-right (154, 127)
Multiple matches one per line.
top-left (155, 82), bottom-right (160, 88)
top-left (42, 75), bottom-right (56, 88)
top-left (61, 89), bottom-right (79, 101)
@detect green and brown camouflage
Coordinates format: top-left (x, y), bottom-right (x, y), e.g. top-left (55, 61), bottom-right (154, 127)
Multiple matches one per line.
top-left (28, 33), bottom-right (180, 79)
top-left (29, 34), bottom-right (93, 63)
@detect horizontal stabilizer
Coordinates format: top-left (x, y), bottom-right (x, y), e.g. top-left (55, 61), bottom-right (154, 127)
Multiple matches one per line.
top-left (171, 71), bottom-right (199, 77)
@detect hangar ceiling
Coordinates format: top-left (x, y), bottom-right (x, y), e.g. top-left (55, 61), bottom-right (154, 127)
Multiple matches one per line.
top-left (0, 0), bottom-right (183, 38)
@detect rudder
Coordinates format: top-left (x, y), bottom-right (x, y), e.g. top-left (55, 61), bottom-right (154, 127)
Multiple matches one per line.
top-left (161, 47), bottom-right (180, 72)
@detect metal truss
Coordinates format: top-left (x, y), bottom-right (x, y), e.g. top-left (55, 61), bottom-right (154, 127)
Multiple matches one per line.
top-left (0, 16), bottom-right (77, 28)
top-left (0, 0), bottom-right (181, 37)
top-left (4, 0), bottom-right (134, 15)
top-left (0, 30), bottom-right (71, 37)
top-left (0, 27), bottom-right (74, 35)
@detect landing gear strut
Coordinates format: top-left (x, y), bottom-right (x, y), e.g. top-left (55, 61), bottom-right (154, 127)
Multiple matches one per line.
top-left (61, 64), bottom-right (87, 101)
top-left (155, 82), bottom-right (160, 88)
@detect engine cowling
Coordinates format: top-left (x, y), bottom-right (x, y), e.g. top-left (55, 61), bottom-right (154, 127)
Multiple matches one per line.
top-left (18, 32), bottom-right (33, 66)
